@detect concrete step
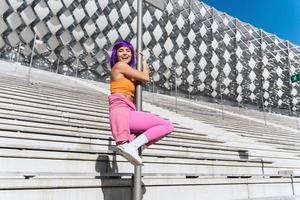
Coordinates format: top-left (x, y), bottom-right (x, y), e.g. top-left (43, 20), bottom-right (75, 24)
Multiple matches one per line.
top-left (204, 122), bottom-right (300, 137)
top-left (0, 96), bottom-right (106, 117)
top-left (0, 82), bottom-right (105, 104)
top-left (0, 130), bottom-right (228, 156)
top-left (0, 106), bottom-right (198, 137)
top-left (0, 148), bottom-right (271, 169)
top-left (0, 80), bottom-right (103, 104)
top-left (0, 101), bottom-right (108, 121)
top-left (5, 128), bottom-right (299, 161)
top-left (0, 109), bottom-right (108, 129)
top-left (0, 75), bottom-right (102, 98)
top-left (0, 88), bottom-right (107, 110)
top-left (0, 152), bottom-right (273, 175)
top-left (0, 136), bottom-right (252, 163)
top-left (0, 175), bottom-right (298, 200)
top-left (0, 116), bottom-right (214, 144)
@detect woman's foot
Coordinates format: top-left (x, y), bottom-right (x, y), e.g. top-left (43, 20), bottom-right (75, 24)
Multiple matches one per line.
top-left (116, 143), bottom-right (142, 166)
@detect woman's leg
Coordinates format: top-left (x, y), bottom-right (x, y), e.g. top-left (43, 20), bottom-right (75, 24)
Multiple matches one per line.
top-left (116, 111), bottom-right (173, 166)
top-left (128, 111), bottom-right (173, 146)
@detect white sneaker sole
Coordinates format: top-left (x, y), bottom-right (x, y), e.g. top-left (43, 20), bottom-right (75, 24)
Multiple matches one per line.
top-left (116, 146), bottom-right (143, 166)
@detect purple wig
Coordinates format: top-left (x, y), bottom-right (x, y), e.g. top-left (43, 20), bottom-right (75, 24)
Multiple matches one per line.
top-left (110, 40), bottom-right (135, 68)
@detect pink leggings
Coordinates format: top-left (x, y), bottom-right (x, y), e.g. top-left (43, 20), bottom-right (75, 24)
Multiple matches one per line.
top-left (129, 111), bottom-right (173, 146)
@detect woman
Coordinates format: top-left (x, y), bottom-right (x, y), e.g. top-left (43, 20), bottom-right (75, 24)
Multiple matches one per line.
top-left (108, 40), bottom-right (173, 166)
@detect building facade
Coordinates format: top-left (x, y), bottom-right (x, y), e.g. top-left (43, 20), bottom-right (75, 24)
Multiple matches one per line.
top-left (1, 0), bottom-right (300, 110)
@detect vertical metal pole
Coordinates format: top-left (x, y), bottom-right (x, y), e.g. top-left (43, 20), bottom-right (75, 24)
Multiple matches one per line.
top-left (76, 58), bottom-right (79, 78)
top-left (259, 30), bottom-right (267, 125)
top-left (10, 50), bottom-right (13, 62)
top-left (175, 74), bottom-right (178, 113)
top-left (134, 0), bottom-right (143, 199)
top-left (261, 90), bottom-right (267, 125)
top-left (56, 58), bottom-right (60, 74)
top-left (27, 34), bottom-right (37, 86)
top-left (17, 44), bottom-right (21, 63)
top-left (148, 82), bottom-right (150, 92)
top-left (286, 41), bottom-right (296, 129)
top-left (152, 80), bottom-right (154, 103)
top-left (296, 112), bottom-right (299, 130)
top-left (234, 18), bottom-right (242, 107)
top-left (291, 176), bottom-right (295, 195)
top-left (220, 86), bottom-right (224, 120)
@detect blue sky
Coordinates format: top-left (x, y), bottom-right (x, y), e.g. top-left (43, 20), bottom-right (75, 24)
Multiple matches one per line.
top-left (201, 0), bottom-right (300, 46)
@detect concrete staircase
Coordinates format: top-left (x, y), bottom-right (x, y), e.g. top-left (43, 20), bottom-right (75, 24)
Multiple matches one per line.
top-left (0, 63), bottom-right (299, 200)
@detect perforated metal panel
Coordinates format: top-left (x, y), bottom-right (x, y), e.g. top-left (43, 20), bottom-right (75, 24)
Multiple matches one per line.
top-left (0, 0), bottom-right (300, 109)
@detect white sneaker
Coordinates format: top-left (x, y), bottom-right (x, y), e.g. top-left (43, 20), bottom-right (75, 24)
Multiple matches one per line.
top-left (117, 143), bottom-right (143, 166)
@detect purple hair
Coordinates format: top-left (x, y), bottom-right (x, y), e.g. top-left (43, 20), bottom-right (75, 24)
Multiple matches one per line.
top-left (110, 40), bottom-right (135, 68)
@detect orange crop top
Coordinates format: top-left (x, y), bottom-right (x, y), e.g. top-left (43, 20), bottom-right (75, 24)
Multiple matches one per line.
top-left (110, 77), bottom-right (136, 97)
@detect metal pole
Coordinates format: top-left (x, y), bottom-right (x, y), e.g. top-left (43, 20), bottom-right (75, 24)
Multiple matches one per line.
top-left (10, 50), bottom-right (13, 62)
top-left (220, 86), bottom-right (224, 120)
top-left (261, 90), bottom-right (267, 125)
top-left (296, 112), bottom-right (299, 130)
top-left (27, 34), bottom-right (37, 86)
top-left (17, 44), bottom-right (21, 63)
top-left (56, 58), bottom-right (60, 74)
top-left (259, 30), bottom-right (266, 126)
top-left (148, 83), bottom-right (150, 92)
top-left (175, 75), bottom-right (178, 113)
top-left (134, 0), bottom-right (143, 198)
top-left (152, 80), bottom-right (154, 103)
top-left (76, 58), bottom-right (79, 78)
top-left (286, 41), bottom-right (296, 129)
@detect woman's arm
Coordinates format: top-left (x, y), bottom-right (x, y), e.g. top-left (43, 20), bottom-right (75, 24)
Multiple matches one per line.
top-left (113, 53), bottom-right (150, 83)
